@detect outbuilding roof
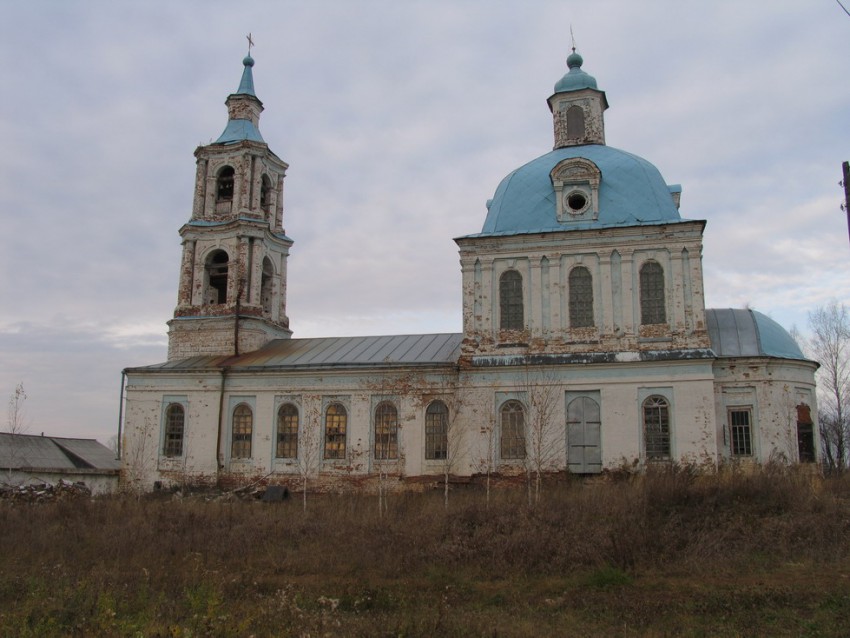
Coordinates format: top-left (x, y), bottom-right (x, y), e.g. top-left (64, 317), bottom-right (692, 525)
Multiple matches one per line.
top-left (0, 433), bottom-right (120, 472)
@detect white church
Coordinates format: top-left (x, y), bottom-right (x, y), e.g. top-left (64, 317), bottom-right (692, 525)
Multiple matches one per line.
top-left (121, 49), bottom-right (819, 491)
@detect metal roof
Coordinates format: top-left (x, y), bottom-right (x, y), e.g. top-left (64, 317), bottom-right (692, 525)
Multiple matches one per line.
top-left (706, 308), bottom-right (807, 361)
top-left (0, 433), bottom-right (120, 472)
top-left (135, 333), bottom-right (464, 372)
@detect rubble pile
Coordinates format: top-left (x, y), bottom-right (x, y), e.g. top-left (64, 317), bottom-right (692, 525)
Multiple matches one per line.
top-left (0, 479), bottom-right (92, 503)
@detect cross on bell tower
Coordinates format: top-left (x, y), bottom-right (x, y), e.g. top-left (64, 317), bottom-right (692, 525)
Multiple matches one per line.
top-left (167, 50), bottom-right (294, 360)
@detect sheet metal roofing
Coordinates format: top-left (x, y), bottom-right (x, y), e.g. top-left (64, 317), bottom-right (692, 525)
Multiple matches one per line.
top-left (137, 333), bottom-right (464, 372)
top-left (706, 308), bottom-right (807, 360)
top-left (214, 54), bottom-right (265, 145)
top-left (0, 433), bottom-right (120, 471)
top-left (553, 51), bottom-right (600, 92)
top-left (468, 144), bottom-right (687, 239)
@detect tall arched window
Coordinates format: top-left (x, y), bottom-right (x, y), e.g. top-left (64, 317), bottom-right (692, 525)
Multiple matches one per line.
top-left (205, 250), bottom-right (229, 305)
top-left (640, 261), bottom-right (666, 325)
top-left (216, 166), bottom-right (235, 202)
top-left (643, 396), bottom-right (670, 460)
top-left (500, 270), bottom-right (524, 331)
top-left (324, 403), bottom-right (347, 460)
top-left (425, 401), bottom-right (448, 460)
top-left (374, 402), bottom-right (399, 460)
top-left (500, 400), bottom-right (526, 460)
top-left (566, 105), bottom-right (585, 139)
top-left (261, 257), bottom-right (274, 314)
top-left (569, 266), bottom-right (594, 328)
top-left (163, 403), bottom-right (185, 457)
top-left (231, 404), bottom-right (253, 459)
top-left (276, 403), bottom-right (299, 459)
top-left (260, 174), bottom-right (272, 216)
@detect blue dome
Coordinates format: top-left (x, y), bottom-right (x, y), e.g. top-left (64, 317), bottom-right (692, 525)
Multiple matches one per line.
top-left (476, 144), bottom-right (683, 236)
top-left (706, 308), bottom-right (809, 361)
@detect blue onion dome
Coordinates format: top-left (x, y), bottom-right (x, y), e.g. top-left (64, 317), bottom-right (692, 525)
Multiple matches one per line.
top-left (554, 50), bottom-right (598, 92)
top-left (243, 55), bottom-right (255, 67)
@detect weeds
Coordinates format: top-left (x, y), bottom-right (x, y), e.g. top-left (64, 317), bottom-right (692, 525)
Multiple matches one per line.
top-left (0, 466), bottom-right (848, 636)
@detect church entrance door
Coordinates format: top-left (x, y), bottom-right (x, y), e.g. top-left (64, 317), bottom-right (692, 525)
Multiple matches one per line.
top-left (567, 396), bottom-right (602, 474)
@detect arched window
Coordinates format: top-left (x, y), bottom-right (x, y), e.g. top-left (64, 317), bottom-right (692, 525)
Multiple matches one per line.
top-left (640, 261), bottom-right (666, 325)
top-left (643, 396), bottom-right (670, 460)
top-left (260, 174), bottom-right (272, 216)
top-left (231, 404), bottom-right (253, 459)
top-left (216, 166), bottom-right (235, 202)
top-left (374, 402), bottom-right (399, 460)
top-left (425, 401), bottom-right (448, 460)
top-left (500, 270), bottom-right (524, 331)
top-left (276, 403), bottom-right (298, 459)
top-left (566, 105), bottom-right (585, 139)
top-left (324, 403), bottom-right (347, 460)
top-left (163, 403), bottom-right (185, 457)
top-left (205, 250), bottom-right (229, 305)
top-left (569, 266), bottom-right (594, 328)
top-left (260, 257), bottom-right (274, 314)
top-left (500, 400), bottom-right (526, 460)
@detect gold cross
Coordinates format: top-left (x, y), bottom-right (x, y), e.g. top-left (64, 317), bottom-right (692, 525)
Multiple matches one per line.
top-left (247, 33), bottom-right (255, 55)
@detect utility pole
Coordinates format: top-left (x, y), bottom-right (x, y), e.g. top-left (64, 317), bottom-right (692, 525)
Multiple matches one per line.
top-left (844, 161), bottom-right (850, 246)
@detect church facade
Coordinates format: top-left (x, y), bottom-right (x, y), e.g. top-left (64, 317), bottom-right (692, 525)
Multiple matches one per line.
top-left (121, 51), bottom-right (819, 491)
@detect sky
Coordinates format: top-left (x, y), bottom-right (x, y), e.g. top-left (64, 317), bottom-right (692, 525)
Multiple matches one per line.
top-left (0, 1), bottom-right (848, 444)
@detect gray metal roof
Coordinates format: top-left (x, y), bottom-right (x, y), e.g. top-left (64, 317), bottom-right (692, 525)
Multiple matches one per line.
top-left (706, 308), bottom-right (807, 360)
top-left (0, 433), bottom-right (120, 471)
top-left (134, 333), bottom-right (464, 372)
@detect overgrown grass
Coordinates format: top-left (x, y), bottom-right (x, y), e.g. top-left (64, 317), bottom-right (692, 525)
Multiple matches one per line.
top-left (1, 465), bottom-right (849, 636)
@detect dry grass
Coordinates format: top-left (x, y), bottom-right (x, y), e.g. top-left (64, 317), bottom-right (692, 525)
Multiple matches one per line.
top-left (1, 464), bottom-right (849, 636)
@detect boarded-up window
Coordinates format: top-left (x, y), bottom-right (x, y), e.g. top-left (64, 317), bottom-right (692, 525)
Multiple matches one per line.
top-left (374, 402), bottom-right (399, 460)
top-left (276, 403), bottom-right (298, 459)
top-left (569, 266), bottom-right (594, 328)
top-left (324, 404), bottom-right (347, 460)
top-left (500, 270), bottom-right (524, 331)
top-left (566, 105), bottom-right (585, 139)
top-left (729, 408), bottom-right (753, 456)
top-left (231, 404), bottom-right (253, 459)
top-left (643, 396), bottom-right (670, 460)
top-left (640, 261), bottom-right (666, 325)
top-left (163, 403), bottom-right (185, 457)
top-left (425, 401), bottom-right (448, 460)
top-left (500, 400), bottom-right (526, 460)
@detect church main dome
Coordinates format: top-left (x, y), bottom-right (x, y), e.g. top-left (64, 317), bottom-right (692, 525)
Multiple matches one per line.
top-left (479, 144), bottom-right (684, 236)
top-left (470, 52), bottom-right (688, 238)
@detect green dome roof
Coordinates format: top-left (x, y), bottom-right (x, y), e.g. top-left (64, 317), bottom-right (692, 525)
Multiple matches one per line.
top-left (554, 50), bottom-right (599, 93)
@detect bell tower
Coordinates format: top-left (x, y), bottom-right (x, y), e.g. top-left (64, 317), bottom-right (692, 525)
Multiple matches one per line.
top-left (167, 52), bottom-right (293, 360)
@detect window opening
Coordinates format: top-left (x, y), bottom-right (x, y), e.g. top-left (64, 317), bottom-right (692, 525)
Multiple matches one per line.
top-left (729, 408), bottom-right (753, 456)
top-left (276, 403), bottom-right (298, 459)
top-left (796, 403), bottom-right (816, 463)
top-left (216, 166), bottom-right (235, 202)
top-left (643, 395), bottom-right (670, 460)
top-left (260, 174), bottom-right (272, 216)
top-left (500, 270), bottom-right (524, 331)
top-left (568, 266), bottom-right (594, 327)
top-left (374, 402), bottom-right (399, 460)
top-left (163, 403), bottom-right (185, 457)
top-left (261, 257), bottom-right (274, 314)
top-left (425, 401), bottom-right (448, 460)
top-left (324, 403), bottom-right (347, 460)
top-left (500, 400), bottom-right (526, 460)
top-left (206, 250), bottom-right (229, 305)
top-left (231, 404), bottom-right (253, 459)
top-left (640, 261), bottom-right (666, 325)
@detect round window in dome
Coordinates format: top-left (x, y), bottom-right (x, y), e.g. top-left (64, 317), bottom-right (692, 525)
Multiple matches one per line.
top-left (565, 189), bottom-right (589, 215)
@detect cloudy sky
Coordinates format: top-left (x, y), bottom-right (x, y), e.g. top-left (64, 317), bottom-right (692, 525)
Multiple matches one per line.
top-left (1, 1), bottom-right (848, 444)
